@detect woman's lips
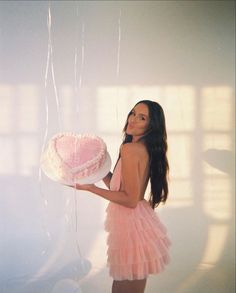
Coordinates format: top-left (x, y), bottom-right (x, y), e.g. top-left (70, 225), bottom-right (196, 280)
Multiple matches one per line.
top-left (126, 124), bottom-right (135, 134)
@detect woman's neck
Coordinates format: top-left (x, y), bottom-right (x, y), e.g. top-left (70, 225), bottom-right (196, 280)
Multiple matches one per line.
top-left (132, 135), bottom-right (143, 143)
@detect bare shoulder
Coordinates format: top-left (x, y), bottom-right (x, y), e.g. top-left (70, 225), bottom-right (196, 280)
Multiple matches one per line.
top-left (120, 143), bottom-right (148, 160)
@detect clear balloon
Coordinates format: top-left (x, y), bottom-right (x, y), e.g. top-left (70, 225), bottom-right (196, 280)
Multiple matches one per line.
top-left (51, 279), bottom-right (82, 293)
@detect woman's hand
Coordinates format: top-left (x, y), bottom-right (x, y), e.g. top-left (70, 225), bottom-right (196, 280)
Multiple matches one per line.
top-left (63, 182), bottom-right (95, 192)
top-left (74, 183), bottom-right (95, 192)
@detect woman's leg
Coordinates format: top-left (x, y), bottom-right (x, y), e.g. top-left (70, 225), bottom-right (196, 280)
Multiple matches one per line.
top-left (112, 279), bottom-right (147, 293)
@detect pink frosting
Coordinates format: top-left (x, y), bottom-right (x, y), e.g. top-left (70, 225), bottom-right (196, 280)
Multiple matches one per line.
top-left (55, 136), bottom-right (102, 168)
top-left (41, 133), bottom-right (107, 183)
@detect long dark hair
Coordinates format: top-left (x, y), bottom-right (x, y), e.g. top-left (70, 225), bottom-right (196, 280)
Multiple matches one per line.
top-left (123, 100), bottom-right (169, 209)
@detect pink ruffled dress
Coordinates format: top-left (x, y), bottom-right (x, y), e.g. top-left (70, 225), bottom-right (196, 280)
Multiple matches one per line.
top-left (105, 159), bottom-right (171, 281)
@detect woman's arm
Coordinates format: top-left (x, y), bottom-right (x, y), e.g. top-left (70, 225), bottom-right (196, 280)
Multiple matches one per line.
top-left (102, 172), bottom-right (112, 189)
top-left (82, 184), bottom-right (137, 208)
top-left (74, 144), bottom-right (142, 208)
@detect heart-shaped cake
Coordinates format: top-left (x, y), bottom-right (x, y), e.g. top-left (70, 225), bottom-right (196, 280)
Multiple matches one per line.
top-left (40, 133), bottom-right (111, 184)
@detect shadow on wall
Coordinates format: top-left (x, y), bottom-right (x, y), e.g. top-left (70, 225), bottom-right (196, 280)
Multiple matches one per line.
top-left (203, 149), bottom-right (234, 175)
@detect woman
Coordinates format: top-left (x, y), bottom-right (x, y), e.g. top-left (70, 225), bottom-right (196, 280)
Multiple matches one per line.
top-left (72, 100), bottom-right (170, 293)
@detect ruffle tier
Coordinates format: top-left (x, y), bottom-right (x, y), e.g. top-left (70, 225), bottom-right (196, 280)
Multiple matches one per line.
top-left (105, 199), bottom-right (171, 281)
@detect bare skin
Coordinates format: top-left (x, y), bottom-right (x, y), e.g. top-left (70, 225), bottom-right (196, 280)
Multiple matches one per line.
top-left (70, 103), bottom-right (151, 293)
top-left (112, 279), bottom-right (147, 293)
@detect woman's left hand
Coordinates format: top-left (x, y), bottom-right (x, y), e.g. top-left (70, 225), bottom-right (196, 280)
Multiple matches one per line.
top-left (64, 182), bottom-right (95, 192)
top-left (75, 183), bottom-right (95, 192)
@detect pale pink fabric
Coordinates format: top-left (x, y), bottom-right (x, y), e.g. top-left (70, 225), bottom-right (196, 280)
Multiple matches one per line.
top-left (105, 159), bottom-right (171, 281)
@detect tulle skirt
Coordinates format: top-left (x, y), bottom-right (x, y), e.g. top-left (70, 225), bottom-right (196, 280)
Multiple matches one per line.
top-left (105, 199), bottom-right (171, 281)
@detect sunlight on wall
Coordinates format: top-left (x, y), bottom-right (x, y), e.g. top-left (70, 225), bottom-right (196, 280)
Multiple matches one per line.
top-left (18, 137), bottom-right (38, 176)
top-left (0, 85), bottom-right (15, 174)
top-left (202, 86), bottom-right (233, 131)
top-left (163, 86), bottom-right (196, 131)
top-left (202, 86), bottom-right (233, 222)
top-left (174, 86), bottom-right (234, 292)
top-left (0, 84), bottom-right (13, 133)
top-left (0, 137), bottom-right (15, 175)
top-left (96, 85), bottom-right (165, 133)
top-left (60, 85), bottom-right (75, 131)
top-left (0, 84), bottom-right (40, 176)
top-left (0, 82), bottom-right (234, 214)
top-left (158, 87), bottom-right (196, 207)
top-left (168, 134), bottom-right (193, 207)
top-left (96, 86), bottom-right (129, 133)
top-left (201, 224), bottom-right (229, 265)
top-left (18, 85), bottom-right (39, 132)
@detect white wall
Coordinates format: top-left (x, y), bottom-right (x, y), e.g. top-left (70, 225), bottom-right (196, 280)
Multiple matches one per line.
top-left (0, 1), bottom-right (235, 293)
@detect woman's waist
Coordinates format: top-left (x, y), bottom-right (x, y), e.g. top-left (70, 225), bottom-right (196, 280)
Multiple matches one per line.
top-left (106, 198), bottom-right (150, 212)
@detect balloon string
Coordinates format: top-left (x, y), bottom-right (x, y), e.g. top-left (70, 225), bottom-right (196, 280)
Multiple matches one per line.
top-left (38, 3), bottom-right (51, 189)
top-left (38, 2), bottom-right (53, 247)
top-left (79, 23), bottom-right (85, 90)
top-left (116, 9), bottom-right (121, 77)
top-left (74, 189), bottom-right (82, 257)
top-left (39, 2), bottom-right (61, 185)
top-left (73, 3), bottom-right (84, 259)
top-left (47, 6), bottom-right (62, 130)
top-left (74, 15), bottom-right (85, 122)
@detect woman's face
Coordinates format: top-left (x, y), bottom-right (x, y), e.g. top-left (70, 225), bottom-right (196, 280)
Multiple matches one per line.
top-left (126, 103), bottom-right (150, 141)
